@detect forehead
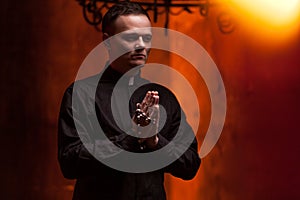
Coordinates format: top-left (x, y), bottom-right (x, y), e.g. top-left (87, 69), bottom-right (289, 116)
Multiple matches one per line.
top-left (110, 14), bottom-right (151, 35)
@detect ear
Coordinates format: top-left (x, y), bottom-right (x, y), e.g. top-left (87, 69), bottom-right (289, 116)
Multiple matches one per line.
top-left (103, 32), bottom-right (111, 49)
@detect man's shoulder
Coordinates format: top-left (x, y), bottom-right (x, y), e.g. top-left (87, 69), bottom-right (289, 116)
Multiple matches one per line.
top-left (64, 73), bottom-right (101, 97)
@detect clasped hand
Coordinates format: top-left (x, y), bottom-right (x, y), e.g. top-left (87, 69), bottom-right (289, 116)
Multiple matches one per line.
top-left (132, 91), bottom-right (159, 149)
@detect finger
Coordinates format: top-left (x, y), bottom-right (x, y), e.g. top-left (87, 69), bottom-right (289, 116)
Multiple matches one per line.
top-left (141, 99), bottom-right (149, 111)
top-left (141, 91), bottom-right (151, 109)
top-left (146, 91), bottom-right (152, 102)
top-left (148, 91), bottom-right (157, 106)
top-left (152, 91), bottom-right (158, 96)
top-left (149, 105), bottom-right (159, 119)
top-left (149, 91), bottom-right (158, 105)
top-left (148, 93), bottom-right (154, 107)
top-left (153, 94), bottom-right (159, 105)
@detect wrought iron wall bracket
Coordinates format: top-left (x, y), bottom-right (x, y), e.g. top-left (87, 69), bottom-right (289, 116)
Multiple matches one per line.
top-left (76, 0), bottom-right (234, 34)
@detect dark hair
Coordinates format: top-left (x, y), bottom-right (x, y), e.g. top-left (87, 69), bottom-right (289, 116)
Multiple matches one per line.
top-left (102, 1), bottom-right (151, 33)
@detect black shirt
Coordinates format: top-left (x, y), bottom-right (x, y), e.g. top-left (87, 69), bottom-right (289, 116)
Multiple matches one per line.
top-left (58, 66), bottom-right (201, 200)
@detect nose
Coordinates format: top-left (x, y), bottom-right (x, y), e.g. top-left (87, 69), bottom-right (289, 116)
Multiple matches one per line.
top-left (134, 36), bottom-right (145, 50)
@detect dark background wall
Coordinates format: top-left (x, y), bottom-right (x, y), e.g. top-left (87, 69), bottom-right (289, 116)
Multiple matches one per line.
top-left (1, 1), bottom-right (299, 200)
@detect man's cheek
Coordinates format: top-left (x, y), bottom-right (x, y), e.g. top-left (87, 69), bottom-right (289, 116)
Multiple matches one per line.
top-left (145, 48), bottom-right (151, 56)
top-left (146, 42), bottom-right (152, 49)
top-left (111, 39), bottom-right (132, 53)
top-left (117, 43), bottom-right (135, 55)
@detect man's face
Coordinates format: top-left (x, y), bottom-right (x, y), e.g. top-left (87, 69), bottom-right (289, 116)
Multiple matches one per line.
top-left (105, 14), bottom-right (152, 74)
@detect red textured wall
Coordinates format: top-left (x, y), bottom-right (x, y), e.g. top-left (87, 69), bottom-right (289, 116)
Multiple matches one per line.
top-left (165, 7), bottom-right (300, 200)
top-left (1, 1), bottom-right (299, 200)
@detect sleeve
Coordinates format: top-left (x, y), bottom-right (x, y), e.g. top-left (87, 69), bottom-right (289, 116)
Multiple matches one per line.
top-left (57, 84), bottom-right (141, 179)
top-left (57, 85), bottom-right (113, 179)
top-left (156, 92), bottom-right (201, 180)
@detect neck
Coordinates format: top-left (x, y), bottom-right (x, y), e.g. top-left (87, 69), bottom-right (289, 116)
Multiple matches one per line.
top-left (110, 61), bottom-right (141, 77)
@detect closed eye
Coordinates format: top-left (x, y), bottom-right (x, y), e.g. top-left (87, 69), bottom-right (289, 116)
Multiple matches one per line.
top-left (122, 34), bottom-right (139, 42)
top-left (142, 34), bottom-right (152, 42)
top-left (121, 34), bottom-right (152, 42)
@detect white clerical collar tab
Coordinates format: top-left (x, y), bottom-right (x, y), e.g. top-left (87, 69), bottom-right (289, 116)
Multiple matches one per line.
top-left (128, 76), bottom-right (134, 86)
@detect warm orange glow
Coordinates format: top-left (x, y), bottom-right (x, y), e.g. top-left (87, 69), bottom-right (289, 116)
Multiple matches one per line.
top-left (229, 0), bottom-right (300, 43)
top-left (231, 0), bottom-right (300, 26)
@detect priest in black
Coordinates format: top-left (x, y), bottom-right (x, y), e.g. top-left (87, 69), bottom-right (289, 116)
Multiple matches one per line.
top-left (58, 2), bottom-right (201, 200)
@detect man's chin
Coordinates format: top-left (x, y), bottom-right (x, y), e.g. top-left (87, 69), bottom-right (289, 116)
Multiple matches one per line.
top-left (130, 60), bottom-right (146, 68)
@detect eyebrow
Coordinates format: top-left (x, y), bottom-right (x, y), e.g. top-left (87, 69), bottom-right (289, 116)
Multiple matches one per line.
top-left (121, 33), bottom-right (152, 40)
top-left (121, 33), bottom-right (152, 36)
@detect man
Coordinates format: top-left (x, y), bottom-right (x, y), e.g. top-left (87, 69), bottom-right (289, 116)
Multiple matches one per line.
top-left (58, 2), bottom-right (201, 200)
